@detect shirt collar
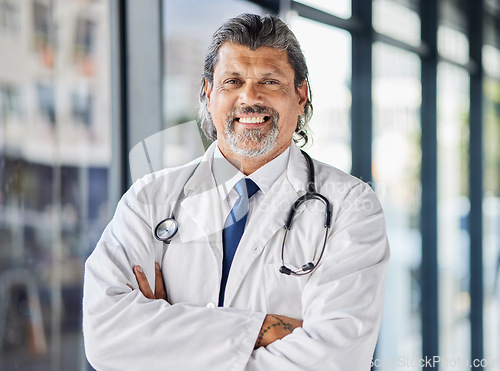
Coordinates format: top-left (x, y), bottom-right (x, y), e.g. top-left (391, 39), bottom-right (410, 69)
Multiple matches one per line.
top-left (213, 144), bottom-right (290, 201)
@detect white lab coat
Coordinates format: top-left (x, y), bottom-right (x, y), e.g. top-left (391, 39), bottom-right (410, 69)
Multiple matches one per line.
top-left (83, 142), bottom-right (390, 371)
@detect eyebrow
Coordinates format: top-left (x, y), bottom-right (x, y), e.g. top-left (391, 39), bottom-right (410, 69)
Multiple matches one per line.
top-left (221, 72), bottom-right (241, 77)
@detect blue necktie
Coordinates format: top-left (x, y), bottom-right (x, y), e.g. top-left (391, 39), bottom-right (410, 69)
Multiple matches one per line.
top-left (219, 178), bottom-right (259, 306)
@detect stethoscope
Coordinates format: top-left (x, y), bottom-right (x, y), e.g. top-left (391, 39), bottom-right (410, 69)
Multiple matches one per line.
top-left (154, 150), bottom-right (332, 276)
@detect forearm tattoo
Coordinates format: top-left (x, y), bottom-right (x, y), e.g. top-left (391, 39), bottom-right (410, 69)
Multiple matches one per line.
top-left (256, 315), bottom-right (294, 348)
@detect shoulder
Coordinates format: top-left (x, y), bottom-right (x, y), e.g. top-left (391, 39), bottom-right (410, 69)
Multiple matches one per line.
top-left (123, 155), bottom-right (205, 207)
top-left (310, 157), bottom-right (382, 215)
top-left (312, 157), bottom-right (364, 190)
top-left (288, 144), bottom-right (375, 203)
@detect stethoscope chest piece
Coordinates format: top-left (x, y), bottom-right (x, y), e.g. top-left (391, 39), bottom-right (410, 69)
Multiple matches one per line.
top-left (154, 218), bottom-right (179, 242)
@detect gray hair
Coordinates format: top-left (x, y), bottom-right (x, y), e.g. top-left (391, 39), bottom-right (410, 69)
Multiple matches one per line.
top-left (199, 13), bottom-right (313, 147)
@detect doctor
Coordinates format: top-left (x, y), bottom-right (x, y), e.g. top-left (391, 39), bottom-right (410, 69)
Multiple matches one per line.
top-left (83, 13), bottom-right (390, 370)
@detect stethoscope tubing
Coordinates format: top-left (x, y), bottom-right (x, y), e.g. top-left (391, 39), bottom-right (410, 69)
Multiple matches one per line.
top-left (154, 150), bottom-right (332, 276)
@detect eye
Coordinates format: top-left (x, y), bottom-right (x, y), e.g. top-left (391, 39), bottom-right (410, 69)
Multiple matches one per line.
top-left (224, 79), bottom-right (242, 85)
top-left (262, 80), bottom-right (279, 85)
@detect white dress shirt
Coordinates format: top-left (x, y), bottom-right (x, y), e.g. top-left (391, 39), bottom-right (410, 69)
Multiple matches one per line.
top-left (212, 145), bottom-right (290, 227)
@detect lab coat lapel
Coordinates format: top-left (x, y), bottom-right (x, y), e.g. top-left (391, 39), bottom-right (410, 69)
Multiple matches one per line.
top-left (224, 144), bottom-right (309, 306)
top-left (176, 144), bottom-right (224, 243)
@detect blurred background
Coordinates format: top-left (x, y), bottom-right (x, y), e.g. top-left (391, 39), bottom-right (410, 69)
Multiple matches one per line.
top-left (0, 0), bottom-right (499, 370)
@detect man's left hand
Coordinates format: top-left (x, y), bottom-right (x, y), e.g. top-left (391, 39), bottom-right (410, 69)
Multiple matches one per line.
top-left (131, 263), bottom-right (167, 300)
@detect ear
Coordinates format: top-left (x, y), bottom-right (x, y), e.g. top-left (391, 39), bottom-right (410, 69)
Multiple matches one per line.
top-left (204, 79), bottom-right (212, 111)
top-left (296, 80), bottom-right (308, 115)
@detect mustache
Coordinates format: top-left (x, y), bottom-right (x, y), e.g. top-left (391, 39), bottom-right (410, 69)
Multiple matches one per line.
top-left (225, 105), bottom-right (279, 120)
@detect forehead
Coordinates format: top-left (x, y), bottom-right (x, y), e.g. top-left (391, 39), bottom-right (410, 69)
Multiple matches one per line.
top-left (213, 42), bottom-right (294, 78)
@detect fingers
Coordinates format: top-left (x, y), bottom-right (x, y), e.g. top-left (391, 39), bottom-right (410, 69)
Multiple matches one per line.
top-left (132, 264), bottom-right (167, 301)
top-left (154, 263), bottom-right (167, 300)
top-left (133, 265), bottom-right (155, 299)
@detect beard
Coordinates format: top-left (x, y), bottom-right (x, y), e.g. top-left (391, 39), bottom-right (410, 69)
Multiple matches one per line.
top-left (224, 105), bottom-right (279, 158)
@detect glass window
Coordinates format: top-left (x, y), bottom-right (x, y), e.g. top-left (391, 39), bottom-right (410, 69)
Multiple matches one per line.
top-left (290, 15), bottom-right (352, 172)
top-left (33, 2), bottom-right (52, 51)
top-left (75, 18), bottom-right (96, 58)
top-left (36, 84), bottom-right (56, 124)
top-left (437, 0), bottom-right (471, 363)
top-left (0, 84), bottom-right (23, 119)
top-left (437, 25), bottom-right (469, 65)
top-left (373, 0), bottom-right (421, 47)
top-left (483, 8), bottom-right (500, 360)
top-left (372, 42), bottom-right (422, 369)
top-left (483, 45), bottom-right (500, 81)
top-left (483, 73), bottom-right (500, 371)
top-left (0, 0), bottom-right (111, 369)
top-left (437, 61), bottom-right (470, 366)
top-left (0, 0), bottom-right (19, 35)
top-left (293, 0), bottom-right (351, 19)
top-left (438, 0), bottom-right (469, 65)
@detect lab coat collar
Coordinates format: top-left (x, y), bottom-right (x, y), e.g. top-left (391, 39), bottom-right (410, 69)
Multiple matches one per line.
top-left (178, 140), bottom-right (308, 207)
top-left (285, 142), bottom-right (310, 195)
top-left (212, 145), bottom-right (245, 202)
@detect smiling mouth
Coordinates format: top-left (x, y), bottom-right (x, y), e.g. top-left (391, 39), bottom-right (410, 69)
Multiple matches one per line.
top-left (236, 116), bottom-right (271, 124)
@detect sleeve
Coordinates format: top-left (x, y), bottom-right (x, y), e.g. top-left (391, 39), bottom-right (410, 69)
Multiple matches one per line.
top-left (244, 183), bottom-right (390, 371)
top-left (82, 188), bottom-right (265, 371)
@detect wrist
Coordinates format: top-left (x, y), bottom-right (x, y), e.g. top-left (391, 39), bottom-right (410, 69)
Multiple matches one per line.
top-left (254, 314), bottom-right (302, 349)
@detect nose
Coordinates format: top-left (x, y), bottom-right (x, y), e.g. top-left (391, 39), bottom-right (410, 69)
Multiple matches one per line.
top-left (238, 81), bottom-right (264, 106)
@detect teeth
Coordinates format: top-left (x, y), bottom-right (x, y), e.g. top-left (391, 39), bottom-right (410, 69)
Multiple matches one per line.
top-left (239, 117), bottom-right (265, 124)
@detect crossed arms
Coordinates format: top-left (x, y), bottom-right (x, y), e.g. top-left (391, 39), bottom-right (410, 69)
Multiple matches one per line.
top-left (83, 182), bottom-right (389, 370)
top-left (130, 263), bottom-right (303, 349)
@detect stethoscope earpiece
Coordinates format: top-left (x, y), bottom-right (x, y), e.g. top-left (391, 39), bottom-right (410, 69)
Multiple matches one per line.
top-left (301, 262), bottom-right (315, 272)
top-left (279, 266), bottom-right (293, 275)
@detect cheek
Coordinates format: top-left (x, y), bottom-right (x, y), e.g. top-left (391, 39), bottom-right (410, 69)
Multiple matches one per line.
top-left (285, 123), bottom-right (297, 137)
top-left (209, 96), bottom-right (230, 117)
top-left (277, 115), bottom-right (297, 136)
top-left (210, 105), bottom-right (228, 131)
top-left (279, 101), bottom-right (300, 122)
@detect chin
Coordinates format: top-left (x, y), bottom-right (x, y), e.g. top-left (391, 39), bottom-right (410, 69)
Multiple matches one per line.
top-left (232, 148), bottom-right (272, 158)
top-left (229, 140), bottom-right (275, 158)
top-left (225, 125), bottom-right (279, 158)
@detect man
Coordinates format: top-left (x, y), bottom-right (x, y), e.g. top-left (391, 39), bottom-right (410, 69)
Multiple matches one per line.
top-left (83, 14), bottom-right (390, 370)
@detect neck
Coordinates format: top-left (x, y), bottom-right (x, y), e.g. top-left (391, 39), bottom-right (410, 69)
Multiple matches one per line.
top-left (218, 142), bottom-right (290, 175)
